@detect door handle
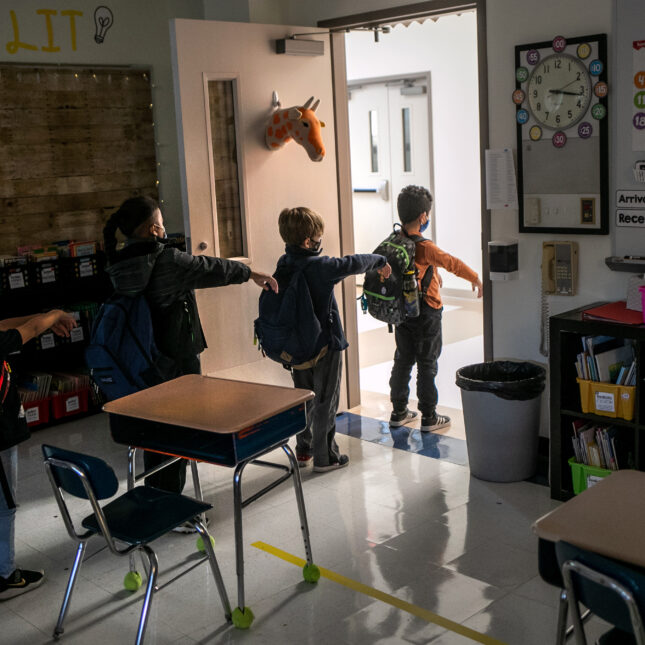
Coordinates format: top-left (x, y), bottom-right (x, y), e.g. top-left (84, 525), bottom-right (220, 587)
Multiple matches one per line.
top-left (352, 180), bottom-right (389, 201)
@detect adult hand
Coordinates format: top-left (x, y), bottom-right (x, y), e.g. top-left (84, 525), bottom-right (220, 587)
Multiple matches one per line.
top-left (378, 262), bottom-right (392, 279)
top-left (472, 278), bottom-right (483, 298)
top-left (250, 271), bottom-right (279, 293)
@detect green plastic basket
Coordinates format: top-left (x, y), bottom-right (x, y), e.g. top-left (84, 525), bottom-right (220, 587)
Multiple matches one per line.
top-left (568, 457), bottom-right (612, 495)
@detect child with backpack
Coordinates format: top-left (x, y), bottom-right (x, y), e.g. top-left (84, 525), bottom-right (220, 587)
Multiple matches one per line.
top-left (102, 196), bottom-right (277, 522)
top-left (389, 185), bottom-right (482, 433)
top-left (264, 207), bottom-right (390, 472)
top-left (0, 309), bottom-right (76, 599)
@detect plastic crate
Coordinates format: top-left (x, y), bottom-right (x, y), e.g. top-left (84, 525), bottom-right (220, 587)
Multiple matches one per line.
top-left (51, 388), bottom-right (89, 420)
top-left (22, 397), bottom-right (51, 427)
top-left (568, 457), bottom-right (612, 494)
top-left (576, 378), bottom-right (635, 420)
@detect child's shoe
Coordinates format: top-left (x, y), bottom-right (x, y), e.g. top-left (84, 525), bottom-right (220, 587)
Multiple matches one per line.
top-left (0, 568), bottom-right (44, 600)
top-left (389, 409), bottom-right (418, 427)
top-left (420, 414), bottom-right (451, 433)
top-left (313, 454), bottom-right (349, 473)
top-left (296, 453), bottom-right (313, 468)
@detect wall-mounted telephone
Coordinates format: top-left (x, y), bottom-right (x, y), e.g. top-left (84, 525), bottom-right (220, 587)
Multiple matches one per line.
top-left (542, 241), bottom-right (578, 296)
top-left (540, 241), bottom-right (579, 357)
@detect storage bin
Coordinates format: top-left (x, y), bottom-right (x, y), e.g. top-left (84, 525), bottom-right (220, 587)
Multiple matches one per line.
top-left (568, 456), bottom-right (612, 494)
top-left (576, 378), bottom-right (635, 420)
top-left (23, 397), bottom-right (51, 427)
top-left (51, 388), bottom-right (89, 420)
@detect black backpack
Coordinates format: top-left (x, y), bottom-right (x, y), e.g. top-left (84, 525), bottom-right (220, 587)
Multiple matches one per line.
top-left (254, 258), bottom-right (323, 368)
top-left (362, 226), bottom-right (433, 329)
top-left (85, 294), bottom-right (179, 400)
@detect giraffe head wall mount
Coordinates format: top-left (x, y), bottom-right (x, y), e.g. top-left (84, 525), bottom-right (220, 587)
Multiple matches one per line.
top-left (265, 94), bottom-right (326, 162)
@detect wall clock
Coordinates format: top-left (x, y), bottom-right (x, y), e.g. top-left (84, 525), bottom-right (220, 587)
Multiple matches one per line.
top-left (514, 34), bottom-right (608, 234)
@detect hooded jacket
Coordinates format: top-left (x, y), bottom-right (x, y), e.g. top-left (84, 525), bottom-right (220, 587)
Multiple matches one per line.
top-left (274, 245), bottom-right (386, 354)
top-left (106, 239), bottom-right (251, 362)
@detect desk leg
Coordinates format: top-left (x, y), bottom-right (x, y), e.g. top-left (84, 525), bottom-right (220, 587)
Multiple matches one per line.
top-left (126, 448), bottom-right (139, 584)
top-left (282, 444), bottom-right (314, 568)
top-left (189, 461), bottom-right (207, 525)
top-left (232, 461), bottom-right (254, 628)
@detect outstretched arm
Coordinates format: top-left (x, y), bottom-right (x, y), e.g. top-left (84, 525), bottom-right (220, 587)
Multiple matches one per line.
top-left (250, 271), bottom-right (279, 293)
top-left (0, 310), bottom-right (77, 344)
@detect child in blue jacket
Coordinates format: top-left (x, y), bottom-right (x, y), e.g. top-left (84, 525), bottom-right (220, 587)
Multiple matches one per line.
top-left (274, 207), bottom-right (390, 472)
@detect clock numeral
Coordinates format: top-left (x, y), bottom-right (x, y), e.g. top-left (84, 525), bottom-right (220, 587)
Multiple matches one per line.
top-left (556, 115), bottom-right (561, 124)
top-left (568, 110), bottom-right (573, 119)
top-left (554, 59), bottom-right (561, 69)
top-left (536, 75), bottom-right (542, 85)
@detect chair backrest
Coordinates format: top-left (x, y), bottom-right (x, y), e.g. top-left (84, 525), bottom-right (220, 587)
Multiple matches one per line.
top-left (556, 540), bottom-right (645, 637)
top-left (42, 444), bottom-right (118, 500)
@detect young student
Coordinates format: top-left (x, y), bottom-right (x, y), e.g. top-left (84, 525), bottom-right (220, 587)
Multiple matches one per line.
top-left (389, 185), bottom-right (482, 433)
top-left (275, 207), bottom-right (391, 472)
top-left (0, 309), bottom-right (77, 599)
top-left (103, 196), bottom-right (277, 523)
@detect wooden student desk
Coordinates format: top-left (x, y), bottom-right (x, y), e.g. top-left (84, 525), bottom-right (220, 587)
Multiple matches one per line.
top-left (533, 470), bottom-right (645, 568)
top-left (103, 374), bottom-right (316, 628)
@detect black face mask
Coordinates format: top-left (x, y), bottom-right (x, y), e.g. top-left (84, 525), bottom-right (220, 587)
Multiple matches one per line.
top-left (310, 238), bottom-right (322, 252)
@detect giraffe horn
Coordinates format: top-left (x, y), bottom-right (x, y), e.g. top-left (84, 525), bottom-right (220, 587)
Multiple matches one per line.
top-left (311, 99), bottom-right (320, 112)
top-left (302, 96), bottom-right (314, 110)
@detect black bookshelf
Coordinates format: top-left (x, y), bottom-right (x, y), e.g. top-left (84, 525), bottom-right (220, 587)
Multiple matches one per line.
top-left (549, 304), bottom-right (645, 500)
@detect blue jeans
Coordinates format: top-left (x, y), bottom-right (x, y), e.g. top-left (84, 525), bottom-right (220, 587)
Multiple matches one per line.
top-left (0, 446), bottom-right (17, 578)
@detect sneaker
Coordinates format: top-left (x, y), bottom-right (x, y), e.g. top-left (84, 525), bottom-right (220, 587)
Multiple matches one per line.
top-left (0, 569), bottom-right (44, 600)
top-left (420, 414), bottom-right (451, 433)
top-left (389, 409), bottom-right (418, 427)
top-left (173, 515), bottom-right (210, 534)
top-left (296, 453), bottom-right (313, 468)
top-left (313, 454), bottom-right (350, 473)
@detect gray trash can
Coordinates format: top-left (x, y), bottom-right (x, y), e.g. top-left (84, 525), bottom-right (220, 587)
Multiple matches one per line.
top-left (456, 361), bottom-right (546, 483)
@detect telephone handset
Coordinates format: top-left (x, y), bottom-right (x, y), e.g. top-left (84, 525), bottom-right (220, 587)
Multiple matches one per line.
top-left (540, 241), bottom-right (579, 357)
top-left (542, 241), bottom-right (578, 295)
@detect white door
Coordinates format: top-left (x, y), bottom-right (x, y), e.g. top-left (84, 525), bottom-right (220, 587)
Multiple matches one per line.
top-left (349, 77), bottom-right (433, 256)
top-left (170, 20), bottom-right (344, 394)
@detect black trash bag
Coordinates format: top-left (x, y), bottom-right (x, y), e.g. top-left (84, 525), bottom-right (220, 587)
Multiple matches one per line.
top-left (455, 360), bottom-right (546, 401)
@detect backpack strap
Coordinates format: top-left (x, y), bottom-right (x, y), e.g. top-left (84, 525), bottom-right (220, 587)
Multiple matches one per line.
top-left (405, 233), bottom-right (434, 299)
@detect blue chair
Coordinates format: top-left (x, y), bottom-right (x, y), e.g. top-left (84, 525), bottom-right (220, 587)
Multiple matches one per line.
top-left (42, 444), bottom-right (231, 644)
top-left (556, 540), bottom-right (645, 645)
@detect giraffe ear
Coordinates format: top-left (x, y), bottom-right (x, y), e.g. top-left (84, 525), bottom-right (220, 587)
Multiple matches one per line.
top-left (287, 107), bottom-right (302, 120)
top-left (319, 121), bottom-right (326, 128)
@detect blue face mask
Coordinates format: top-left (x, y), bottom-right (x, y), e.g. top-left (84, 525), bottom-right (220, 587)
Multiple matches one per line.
top-left (420, 218), bottom-right (429, 234)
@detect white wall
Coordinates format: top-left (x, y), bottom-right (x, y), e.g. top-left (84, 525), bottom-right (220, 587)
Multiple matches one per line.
top-left (486, 0), bottom-right (622, 363)
top-left (345, 15), bottom-right (481, 291)
top-left (0, 0), bottom-right (205, 233)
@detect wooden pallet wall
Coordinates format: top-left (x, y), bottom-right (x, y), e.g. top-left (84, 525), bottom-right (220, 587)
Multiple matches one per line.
top-left (0, 66), bottom-right (158, 256)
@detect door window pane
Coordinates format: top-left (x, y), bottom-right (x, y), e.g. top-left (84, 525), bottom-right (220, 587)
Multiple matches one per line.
top-left (207, 80), bottom-right (244, 258)
top-left (402, 107), bottom-right (412, 172)
top-left (369, 109), bottom-right (379, 173)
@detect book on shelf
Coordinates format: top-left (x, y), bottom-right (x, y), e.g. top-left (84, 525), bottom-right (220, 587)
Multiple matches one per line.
top-left (571, 421), bottom-right (620, 470)
top-left (573, 335), bottom-right (636, 384)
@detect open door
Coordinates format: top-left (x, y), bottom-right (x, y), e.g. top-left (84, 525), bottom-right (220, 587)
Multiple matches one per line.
top-left (170, 19), bottom-right (345, 396)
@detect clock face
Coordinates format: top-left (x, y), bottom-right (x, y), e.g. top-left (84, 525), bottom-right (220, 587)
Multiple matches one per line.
top-left (527, 53), bottom-right (592, 129)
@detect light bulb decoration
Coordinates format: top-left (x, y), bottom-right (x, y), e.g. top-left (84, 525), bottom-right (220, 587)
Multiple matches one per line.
top-left (94, 6), bottom-right (114, 44)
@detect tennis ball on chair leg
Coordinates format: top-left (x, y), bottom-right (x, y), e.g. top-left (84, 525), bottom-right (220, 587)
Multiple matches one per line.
top-left (303, 563), bottom-right (320, 583)
top-left (123, 570), bottom-right (142, 591)
top-left (196, 534), bottom-right (215, 553)
top-left (231, 606), bottom-right (254, 629)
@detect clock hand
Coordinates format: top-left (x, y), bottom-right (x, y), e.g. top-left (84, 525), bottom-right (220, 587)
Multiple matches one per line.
top-left (549, 89), bottom-right (584, 96)
top-left (557, 79), bottom-right (580, 91)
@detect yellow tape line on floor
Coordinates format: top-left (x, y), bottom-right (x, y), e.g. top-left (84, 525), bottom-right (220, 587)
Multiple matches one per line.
top-left (252, 541), bottom-right (507, 645)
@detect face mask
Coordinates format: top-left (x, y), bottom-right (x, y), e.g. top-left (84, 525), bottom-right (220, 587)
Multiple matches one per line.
top-left (420, 218), bottom-right (429, 233)
top-left (310, 238), bottom-right (322, 252)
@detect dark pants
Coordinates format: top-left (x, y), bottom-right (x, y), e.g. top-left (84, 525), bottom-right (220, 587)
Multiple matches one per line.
top-left (143, 355), bottom-right (200, 493)
top-left (389, 302), bottom-right (443, 419)
top-left (291, 349), bottom-right (343, 468)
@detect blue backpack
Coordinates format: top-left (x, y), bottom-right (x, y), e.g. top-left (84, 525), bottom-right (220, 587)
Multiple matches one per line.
top-left (85, 294), bottom-right (178, 401)
top-left (254, 259), bottom-right (323, 368)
